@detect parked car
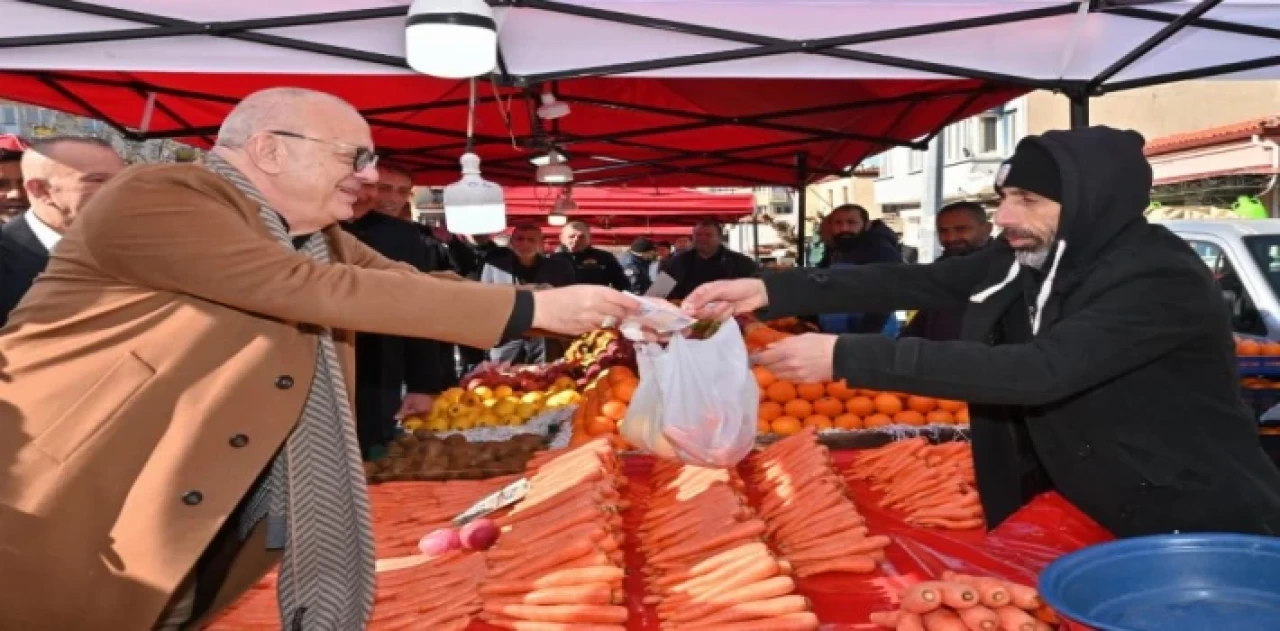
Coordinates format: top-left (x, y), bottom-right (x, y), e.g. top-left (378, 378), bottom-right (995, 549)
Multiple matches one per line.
top-left (1155, 219), bottom-right (1280, 339)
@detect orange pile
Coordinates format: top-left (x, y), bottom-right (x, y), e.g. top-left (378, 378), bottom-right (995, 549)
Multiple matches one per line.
top-left (570, 366), bottom-right (637, 449)
top-left (1235, 335), bottom-right (1280, 357)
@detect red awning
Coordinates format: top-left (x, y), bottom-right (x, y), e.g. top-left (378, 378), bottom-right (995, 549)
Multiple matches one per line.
top-left (0, 70), bottom-right (1022, 187)
top-left (502, 186), bottom-right (753, 228)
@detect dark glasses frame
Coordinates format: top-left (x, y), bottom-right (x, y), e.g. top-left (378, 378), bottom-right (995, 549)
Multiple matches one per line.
top-left (268, 130), bottom-right (378, 172)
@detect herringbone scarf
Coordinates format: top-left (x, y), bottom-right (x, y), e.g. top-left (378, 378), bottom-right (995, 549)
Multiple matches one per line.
top-left (204, 153), bottom-right (375, 630)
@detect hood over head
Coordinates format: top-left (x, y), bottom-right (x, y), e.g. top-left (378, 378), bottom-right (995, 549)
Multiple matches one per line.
top-left (972, 126), bottom-right (1153, 333)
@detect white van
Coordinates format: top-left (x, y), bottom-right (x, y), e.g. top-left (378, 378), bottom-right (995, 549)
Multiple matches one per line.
top-left (1156, 219), bottom-right (1280, 340)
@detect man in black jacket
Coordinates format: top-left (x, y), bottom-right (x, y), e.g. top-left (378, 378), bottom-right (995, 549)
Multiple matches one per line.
top-left (343, 167), bottom-right (447, 459)
top-left (618, 237), bottom-right (657, 295)
top-left (684, 127), bottom-right (1280, 537)
top-left (555, 221), bottom-right (630, 291)
top-left (900, 201), bottom-right (992, 341)
top-left (812, 205), bottom-right (902, 334)
top-left (1, 136), bottom-right (124, 327)
top-left (666, 220), bottom-right (758, 300)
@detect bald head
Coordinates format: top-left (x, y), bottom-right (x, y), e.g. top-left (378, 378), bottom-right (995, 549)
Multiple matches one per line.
top-left (21, 136), bottom-right (124, 233)
top-left (211, 87), bottom-right (378, 234)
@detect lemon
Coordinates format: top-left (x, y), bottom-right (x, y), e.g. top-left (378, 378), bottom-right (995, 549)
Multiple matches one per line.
top-left (402, 419), bottom-right (424, 431)
top-left (482, 398), bottom-right (498, 409)
top-left (494, 399), bottom-right (518, 417)
top-left (447, 403), bottom-right (469, 418)
top-left (471, 386), bottom-right (493, 401)
top-left (426, 417), bottom-right (449, 432)
top-left (516, 402), bottom-right (539, 420)
top-left (493, 385), bottom-right (514, 399)
top-left (520, 391), bottom-right (545, 406)
top-left (553, 376), bottom-right (577, 391)
top-left (477, 413), bottom-right (500, 428)
top-left (440, 387), bottom-right (465, 404)
top-left (500, 415), bottom-right (523, 426)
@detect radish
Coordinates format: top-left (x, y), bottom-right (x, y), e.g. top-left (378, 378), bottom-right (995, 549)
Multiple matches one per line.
top-left (459, 518), bottom-right (500, 551)
top-left (418, 528), bottom-right (461, 555)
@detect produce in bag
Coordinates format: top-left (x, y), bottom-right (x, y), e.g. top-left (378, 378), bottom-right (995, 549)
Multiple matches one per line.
top-left (621, 318), bottom-right (759, 467)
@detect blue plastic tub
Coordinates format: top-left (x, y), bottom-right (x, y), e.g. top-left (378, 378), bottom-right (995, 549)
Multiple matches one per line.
top-left (1038, 533), bottom-right (1280, 631)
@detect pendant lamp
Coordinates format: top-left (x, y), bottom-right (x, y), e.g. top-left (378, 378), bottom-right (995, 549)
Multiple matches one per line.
top-left (406, 0), bottom-right (497, 79)
top-left (444, 78), bottom-right (506, 234)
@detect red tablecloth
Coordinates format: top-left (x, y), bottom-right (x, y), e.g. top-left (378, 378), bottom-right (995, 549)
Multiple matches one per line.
top-left (209, 451), bottom-right (1113, 630)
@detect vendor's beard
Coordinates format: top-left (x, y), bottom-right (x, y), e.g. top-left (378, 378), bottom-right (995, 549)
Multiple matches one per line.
top-left (1016, 247), bottom-right (1050, 269)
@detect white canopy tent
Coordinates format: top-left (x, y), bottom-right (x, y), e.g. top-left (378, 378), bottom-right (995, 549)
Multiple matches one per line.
top-left (3, 1), bottom-right (1280, 91)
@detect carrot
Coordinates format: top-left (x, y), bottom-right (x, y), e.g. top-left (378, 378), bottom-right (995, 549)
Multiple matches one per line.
top-left (491, 583), bottom-right (617, 606)
top-left (934, 581), bottom-right (980, 609)
top-left (994, 606), bottom-right (1038, 631)
top-left (671, 594), bottom-right (810, 627)
top-left (869, 610), bottom-right (902, 628)
top-left (481, 566), bottom-right (625, 595)
top-left (503, 623), bottom-right (625, 631)
top-left (900, 582), bottom-right (945, 614)
top-left (1004, 582), bottom-right (1042, 610)
top-left (895, 611), bottom-right (927, 631)
top-left (483, 603), bottom-right (628, 625)
top-left (957, 604), bottom-right (1000, 631)
top-left (648, 519), bottom-right (766, 564)
top-left (792, 555), bottom-right (877, 578)
top-left (676, 611), bottom-right (820, 631)
top-left (921, 608), bottom-right (967, 631)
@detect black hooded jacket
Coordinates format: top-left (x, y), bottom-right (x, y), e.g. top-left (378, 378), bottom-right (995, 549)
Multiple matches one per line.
top-left (759, 127), bottom-right (1280, 537)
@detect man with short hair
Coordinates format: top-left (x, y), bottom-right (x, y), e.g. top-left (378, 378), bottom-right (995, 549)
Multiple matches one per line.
top-left (0, 134), bottom-right (28, 223)
top-left (618, 237), bottom-right (657, 295)
top-left (0, 135), bottom-right (124, 326)
top-left (0, 87), bottom-right (639, 631)
top-left (685, 127), bottom-right (1280, 538)
top-left (482, 224), bottom-right (576, 363)
top-left (342, 164), bottom-right (449, 460)
top-left (812, 204), bottom-right (902, 334)
top-left (665, 220), bottom-right (758, 300)
top-left (555, 221), bottom-right (630, 291)
top-left (900, 201), bottom-right (993, 341)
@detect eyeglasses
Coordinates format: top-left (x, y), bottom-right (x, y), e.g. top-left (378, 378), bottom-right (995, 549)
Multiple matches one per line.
top-left (268, 130), bottom-right (379, 172)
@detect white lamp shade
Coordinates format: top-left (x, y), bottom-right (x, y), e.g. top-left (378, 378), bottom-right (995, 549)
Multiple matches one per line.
top-left (537, 163), bottom-right (573, 184)
top-left (547, 212), bottom-right (568, 227)
top-left (444, 153), bottom-right (507, 235)
top-left (406, 0), bottom-right (497, 79)
top-left (537, 93), bottom-right (570, 120)
top-left (530, 150), bottom-right (567, 167)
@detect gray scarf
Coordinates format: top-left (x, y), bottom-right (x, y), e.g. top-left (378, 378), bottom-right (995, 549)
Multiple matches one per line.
top-left (204, 153), bottom-right (375, 630)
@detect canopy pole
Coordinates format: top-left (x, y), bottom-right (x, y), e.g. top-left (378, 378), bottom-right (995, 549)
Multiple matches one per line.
top-left (752, 206), bottom-right (761, 262)
top-left (1069, 92), bottom-right (1090, 129)
top-left (919, 132), bottom-right (945, 264)
top-left (795, 152), bottom-right (809, 266)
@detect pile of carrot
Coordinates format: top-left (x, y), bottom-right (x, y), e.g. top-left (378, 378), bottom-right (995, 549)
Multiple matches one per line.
top-left (376, 550), bottom-right (487, 630)
top-left (751, 428), bottom-right (892, 577)
top-left (637, 459), bottom-right (820, 630)
top-left (846, 438), bottom-right (985, 530)
top-left (478, 439), bottom-right (632, 630)
top-left (868, 572), bottom-right (1058, 631)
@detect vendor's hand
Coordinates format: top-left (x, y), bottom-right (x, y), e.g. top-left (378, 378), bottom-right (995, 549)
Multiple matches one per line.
top-left (396, 393), bottom-right (436, 420)
top-left (532, 285), bottom-right (641, 336)
top-left (752, 333), bottom-right (838, 383)
top-left (681, 278), bottom-right (768, 321)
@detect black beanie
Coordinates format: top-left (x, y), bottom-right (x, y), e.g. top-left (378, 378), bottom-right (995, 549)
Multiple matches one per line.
top-left (996, 140), bottom-right (1061, 203)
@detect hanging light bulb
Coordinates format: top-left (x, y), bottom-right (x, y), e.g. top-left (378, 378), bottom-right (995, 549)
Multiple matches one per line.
top-left (405, 0), bottom-right (497, 79)
top-left (444, 152), bottom-right (506, 235)
top-left (536, 92), bottom-right (570, 120)
top-left (536, 151), bottom-right (573, 184)
top-left (548, 192), bottom-right (576, 227)
top-left (529, 149), bottom-right (569, 167)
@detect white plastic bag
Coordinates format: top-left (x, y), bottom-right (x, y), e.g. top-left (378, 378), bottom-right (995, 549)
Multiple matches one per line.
top-left (620, 319), bottom-right (759, 467)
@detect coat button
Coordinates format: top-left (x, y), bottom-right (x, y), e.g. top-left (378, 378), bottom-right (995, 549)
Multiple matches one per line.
top-left (1077, 443), bottom-right (1093, 458)
top-left (182, 491), bottom-right (204, 506)
top-left (229, 434), bottom-right (249, 448)
top-left (275, 375), bottom-right (295, 389)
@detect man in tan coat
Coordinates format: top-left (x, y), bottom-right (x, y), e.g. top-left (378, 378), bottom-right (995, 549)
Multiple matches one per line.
top-left (0, 87), bottom-right (638, 631)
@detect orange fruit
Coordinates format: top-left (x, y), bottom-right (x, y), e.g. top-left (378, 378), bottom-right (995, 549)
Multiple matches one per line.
top-left (601, 401), bottom-right (628, 421)
top-left (611, 381), bottom-right (637, 404)
top-left (796, 383), bottom-right (826, 402)
top-left (925, 410), bottom-right (955, 425)
top-left (766, 381), bottom-right (798, 403)
top-left (1265, 342), bottom-right (1280, 356)
top-left (784, 398), bottom-right (813, 419)
top-left (826, 380), bottom-right (856, 401)
top-left (955, 407), bottom-right (970, 424)
top-left (752, 365), bottom-right (777, 389)
top-left (813, 397), bottom-right (844, 418)
top-left (833, 413), bottom-right (863, 430)
top-left (608, 434), bottom-right (632, 451)
top-left (586, 415), bottom-right (617, 436)
top-left (606, 366), bottom-right (636, 385)
top-left (874, 393), bottom-right (904, 415)
top-left (803, 415), bottom-right (833, 431)
top-left (906, 396), bottom-right (937, 414)
top-left (1239, 339), bottom-right (1262, 356)
top-left (845, 396), bottom-right (876, 416)
top-left (759, 401), bottom-right (784, 423)
top-left (771, 416), bottom-right (803, 435)
top-left (863, 413), bottom-right (893, 428)
top-left (757, 419), bottom-right (772, 433)
top-left (894, 410), bottom-right (926, 426)
top-left (937, 399), bottom-right (966, 413)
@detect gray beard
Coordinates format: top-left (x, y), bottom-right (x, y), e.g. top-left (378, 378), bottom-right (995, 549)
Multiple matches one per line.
top-left (1016, 247), bottom-right (1050, 269)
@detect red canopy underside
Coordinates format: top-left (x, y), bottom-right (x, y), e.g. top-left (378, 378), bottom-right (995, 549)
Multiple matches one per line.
top-left (503, 186), bottom-right (754, 229)
top-left (0, 70), bottom-right (1023, 187)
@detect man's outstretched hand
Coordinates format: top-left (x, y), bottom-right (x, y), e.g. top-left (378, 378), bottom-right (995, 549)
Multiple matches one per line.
top-left (681, 278), bottom-right (769, 321)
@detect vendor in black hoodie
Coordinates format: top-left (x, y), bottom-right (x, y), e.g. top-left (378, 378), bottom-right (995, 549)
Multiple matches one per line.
top-left (684, 127), bottom-right (1280, 537)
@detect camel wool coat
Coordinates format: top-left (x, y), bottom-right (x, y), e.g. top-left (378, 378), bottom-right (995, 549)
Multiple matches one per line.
top-left (0, 164), bottom-right (523, 630)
